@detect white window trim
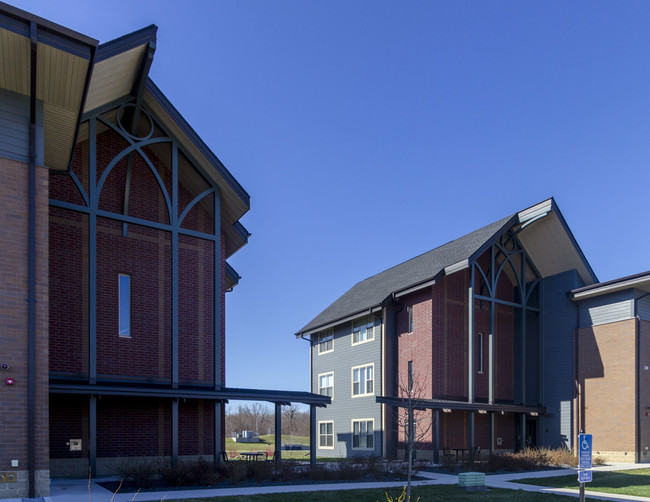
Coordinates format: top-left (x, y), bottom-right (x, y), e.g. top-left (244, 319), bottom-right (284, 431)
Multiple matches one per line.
top-left (351, 316), bottom-right (376, 346)
top-left (317, 329), bottom-right (334, 355)
top-left (351, 363), bottom-right (375, 398)
top-left (317, 371), bottom-right (334, 400)
top-left (118, 273), bottom-right (131, 338)
top-left (351, 418), bottom-right (375, 450)
top-left (318, 420), bottom-right (334, 450)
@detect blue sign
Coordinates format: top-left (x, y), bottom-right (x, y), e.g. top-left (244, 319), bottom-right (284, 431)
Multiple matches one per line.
top-left (578, 469), bottom-right (592, 483)
top-left (578, 434), bottom-right (593, 469)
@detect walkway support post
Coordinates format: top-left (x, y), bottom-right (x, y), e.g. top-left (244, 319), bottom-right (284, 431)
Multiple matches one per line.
top-left (433, 410), bottom-right (440, 464)
top-left (275, 403), bottom-right (282, 463)
top-left (310, 405), bottom-right (316, 466)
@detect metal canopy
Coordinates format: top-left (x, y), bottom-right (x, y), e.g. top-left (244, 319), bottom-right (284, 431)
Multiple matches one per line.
top-left (50, 381), bottom-right (331, 407)
top-left (376, 396), bottom-right (546, 416)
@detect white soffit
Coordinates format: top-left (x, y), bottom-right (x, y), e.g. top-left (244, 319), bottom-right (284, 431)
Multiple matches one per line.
top-left (517, 209), bottom-right (594, 286)
top-left (84, 44), bottom-right (146, 113)
top-left (0, 27), bottom-right (90, 170)
top-left (0, 28), bottom-right (29, 94)
top-left (38, 43), bottom-right (89, 170)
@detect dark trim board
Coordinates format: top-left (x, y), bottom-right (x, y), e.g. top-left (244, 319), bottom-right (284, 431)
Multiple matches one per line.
top-left (376, 396), bottom-right (546, 415)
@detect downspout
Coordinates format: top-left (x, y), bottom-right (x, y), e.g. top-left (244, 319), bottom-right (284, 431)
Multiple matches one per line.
top-left (634, 292), bottom-right (650, 463)
top-left (28, 20), bottom-right (38, 499)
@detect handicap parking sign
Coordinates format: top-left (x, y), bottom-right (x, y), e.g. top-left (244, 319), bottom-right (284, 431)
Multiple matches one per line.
top-left (578, 469), bottom-right (592, 483)
top-left (578, 434), bottom-right (592, 469)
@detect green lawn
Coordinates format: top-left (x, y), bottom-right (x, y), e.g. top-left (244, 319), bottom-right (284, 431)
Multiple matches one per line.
top-left (514, 468), bottom-right (650, 498)
top-left (178, 485), bottom-right (603, 502)
top-left (226, 435), bottom-right (311, 460)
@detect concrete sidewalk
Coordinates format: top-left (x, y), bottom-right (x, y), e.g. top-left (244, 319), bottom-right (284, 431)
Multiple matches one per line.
top-left (486, 464), bottom-right (650, 502)
top-left (4, 463), bottom-right (647, 501)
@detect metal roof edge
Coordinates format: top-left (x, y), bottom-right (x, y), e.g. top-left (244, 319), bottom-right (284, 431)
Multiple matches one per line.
top-left (95, 24), bottom-right (157, 62)
top-left (225, 262), bottom-right (241, 291)
top-left (0, 2), bottom-right (97, 48)
top-left (145, 78), bottom-right (251, 209)
top-left (571, 270), bottom-right (650, 300)
top-left (547, 197), bottom-right (598, 285)
top-left (295, 304), bottom-right (384, 339)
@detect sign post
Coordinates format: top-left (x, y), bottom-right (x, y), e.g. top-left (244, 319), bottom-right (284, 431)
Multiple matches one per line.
top-left (577, 433), bottom-right (593, 502)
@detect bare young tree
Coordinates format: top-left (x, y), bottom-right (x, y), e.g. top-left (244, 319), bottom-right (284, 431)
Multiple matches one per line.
top-left (396, 366), bottom-right (432, 502)
top-left (282, 404), bottom-right (300, 445)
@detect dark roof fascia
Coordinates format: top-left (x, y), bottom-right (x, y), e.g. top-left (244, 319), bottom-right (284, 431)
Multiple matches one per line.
top-left (294, 304), bottom-right (384, 339)
top-left (234, 220), bottom-right (251, 243)
top-left (225, 261), bottom-right (241, 290)
top-left (547, 198), bottom-right (598, 284)
top-left (95, 24), bottom-right (157, 62)
top-left (145, 79), bottom-right (251, 209)
top-left (50, 382), bottom-right (331, 407)
top-left (571, 270), bottom-right (650, 298)
top-left (0, 2), bottom-right (97, 56)
top-left (375, 396), bottom-right (546, 415)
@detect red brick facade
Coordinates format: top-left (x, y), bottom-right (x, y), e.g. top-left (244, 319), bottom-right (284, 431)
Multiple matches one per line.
top-left (395, 246), bottom-right (522, 453)
top-left (48, 122), bottom-right (226, 472)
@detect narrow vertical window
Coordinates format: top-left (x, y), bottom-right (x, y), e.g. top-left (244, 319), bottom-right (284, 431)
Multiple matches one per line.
top-left (119, 274), bottom-right (131, 337)
top-left (408, 306), bottom-right (414, 333)
top-left (477, 332), bottom-right (483, 373)
top-left (408, 361), bottom-right (413, 392)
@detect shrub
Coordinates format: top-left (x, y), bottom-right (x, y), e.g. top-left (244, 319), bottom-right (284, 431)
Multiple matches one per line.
top-left (159, 458), bottom-right (221, 487)
top-left (115, 458), bottom-right (161, 488)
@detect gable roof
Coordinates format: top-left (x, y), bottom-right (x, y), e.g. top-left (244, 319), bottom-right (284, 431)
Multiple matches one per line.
top-left (296, 198), bottom-right (597, 337)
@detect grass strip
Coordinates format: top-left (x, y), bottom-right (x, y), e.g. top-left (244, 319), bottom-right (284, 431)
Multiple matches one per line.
top-left (513, 468), bottom-right (650, 497)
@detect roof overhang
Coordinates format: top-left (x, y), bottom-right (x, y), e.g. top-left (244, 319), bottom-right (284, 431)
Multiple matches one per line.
top-left (1, 3), bottom-right (251, 260)
top-left (295, 304), bottom-right (383, 339)
top-left (513, 199), bottom-right (597, 286)
top-left (571, 270), bottom-right (650, 301)
top-left (0, 2), bottom-right (97, 170)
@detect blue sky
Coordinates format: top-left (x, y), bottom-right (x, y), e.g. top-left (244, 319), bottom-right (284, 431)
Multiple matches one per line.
top-left (13, 1), bottom-right (650, 394)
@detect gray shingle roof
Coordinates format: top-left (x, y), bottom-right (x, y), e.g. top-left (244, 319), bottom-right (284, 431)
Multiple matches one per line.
top-left (297, 213), bottom-right (515, 335)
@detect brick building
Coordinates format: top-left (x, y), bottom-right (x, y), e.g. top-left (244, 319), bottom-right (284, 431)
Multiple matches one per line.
top-left (297, 198), bottom-right (650, 464)
top-left (0, 4), bottom-right (327, 499)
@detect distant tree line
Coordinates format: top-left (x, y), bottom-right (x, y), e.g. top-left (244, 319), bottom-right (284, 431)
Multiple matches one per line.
top-left (225, 403), bottom-right (309, 438)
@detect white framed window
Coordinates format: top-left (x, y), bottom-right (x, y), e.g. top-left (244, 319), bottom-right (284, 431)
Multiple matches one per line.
top-left (408, 305), bottom-right (414, 333)
top-left (318, 329), bottom-right (333, 354)
top-left (352, 315), bottom-right (376, 345)
top-left (118, 274), bottom-right (131, 338)
top-left (352, 363), bottom-right (374, 397)
top-left (319, 421), bottom-right (334, 449)
top-left (477, 332), bottom-right (483, 373)
top-left (352, 419), bottom-right (374, 449)
top-left (318, 372), bottom-right (334, 398)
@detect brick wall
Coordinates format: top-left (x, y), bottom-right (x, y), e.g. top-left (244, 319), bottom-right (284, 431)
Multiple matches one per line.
top-left (395, 262), bottom-right (520, 450)
top-left (0, 157), bottom-right (50, 494)
top-left (49, 121), bottom-right (226, 461)
top-left (578, 318), bottom-right (636, 459)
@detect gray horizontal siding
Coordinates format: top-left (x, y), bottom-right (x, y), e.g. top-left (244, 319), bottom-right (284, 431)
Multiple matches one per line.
top-left (312, 316), bottom-right (382, 457)
top-left (0, 88), bottom-right (29, 161)
top-left (542, 269), bottom-right (581, 449)
top-left (637, 292), bottom-right (650, 321)
top-left (579, 290), bottom-right (634, 328)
